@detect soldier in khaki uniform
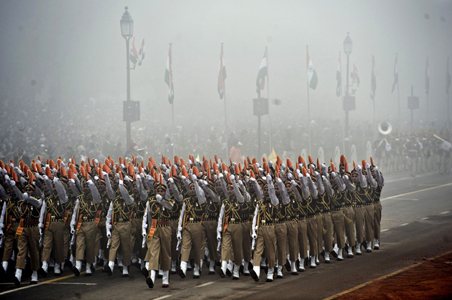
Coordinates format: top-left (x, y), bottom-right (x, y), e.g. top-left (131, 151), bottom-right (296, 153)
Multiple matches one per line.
top-left (177, 168), bottom-right (206, 279)
top-left (105, 164), bottom-right (135, 277)
top-left (143, 177), bottom-right (174, 288)
top-left (70, 166), bottom-right (101, 277)
top-left (370, 160), bottom-right (384, 250)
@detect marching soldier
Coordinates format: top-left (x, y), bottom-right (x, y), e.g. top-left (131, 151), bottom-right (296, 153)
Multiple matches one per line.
top-left (370, 159), bottom-right (384, 250)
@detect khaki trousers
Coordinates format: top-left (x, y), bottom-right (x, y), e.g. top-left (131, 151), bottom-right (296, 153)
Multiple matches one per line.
top-left (354, 206), bottom-right (365, 243)
top-left (331, 210), bottom-right (345, 249)
top-left (343, 207), bottom-right (356, 246)
top-left (16, 226), bottom-right (40, 270)
top-left (316, 214), bottom-right (323, 254)
top-left (274, 222), bottom-right (287, 265)
top-left (181, 222), bottom-right (203, 263)
top-left (241, 221), bottom-right (252, 262)
top-left (221, 223), bottom-right (243, 263)
top-left (131, 218), bottom-right (146, 260)
top-left (2, 222), bottom-right (19, 261)
top-left (285, 220), bottom-right (298, 262)
top-left (42, 221), bottom-right (65, 264)
top-left (297, 219), bottom-right (308, 258)
top-left (364, 204), bottom-right (374, 242)
top-left (109, 222), bottom-right (132, 266)
top-left (253, 225), bottom-right (276, 269)
top-left (306, 217), bottom-right (318, 256)
top-left (63, 218), bottom-right (72, 259)
top-left (373, 202), bottom-right (382, 240)
top-left (145, 226), bottom-right (172, 271)
top-left (76, 221), bottom-right (97, 264)
top-left (322, 213), bottom-right (334, 252)
top-left (202, 220), bottom-right (219, 261)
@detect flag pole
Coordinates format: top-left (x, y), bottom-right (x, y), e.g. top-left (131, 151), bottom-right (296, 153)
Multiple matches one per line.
top-left (222, 43), bottom-right (228, 160)
top-left (397, 53), bottom-right (400, 123)
top-left (267, 47), bottom-right (272, 155)
top-left (306, 45), bottom-right (312, 155)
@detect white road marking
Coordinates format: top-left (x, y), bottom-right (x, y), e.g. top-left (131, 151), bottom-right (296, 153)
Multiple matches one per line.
top-left (392, 198), bottom-right (418, 201)
top-left (154, 295), bottom-right (172, 300)
top-left (381, 229), bottom-right (389, 232)
top-left (0, 284), bottom-right (36, 295)
top-left (400, 223), bottom-right (409, 226)
top-left (440, 211), bottom-right (449, 214)
top-left (48, 282), bottom-right (97, 285)
top-left (196, 281), bottom-right (214, 288)
top-left (381, 183), bottom-right (452, 201)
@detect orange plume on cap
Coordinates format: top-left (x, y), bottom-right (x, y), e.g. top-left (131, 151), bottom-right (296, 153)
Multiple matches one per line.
top-left (202, 156), bottom-right (207, 162)
top-left (27, 170), bottom-right (35, 184)
top-left (147, 161), bottom-right (152, 172)
top-left (214, 155), bottom-right (218, 164)
top-left (353, 161), bottom-right (357, 170)
top-left (276, 156), bottom-right (282, 166)
top-left (331, 161), bottom-right (336, 173)
top-left (104, 158), bottom-right (110, 167)
top-left (60, 166), bottom-right (67, 178)
top-left (213, 163), bottom-right (219, 174)
top-left (174, 155), bottom-right (180, 166)
top-left (180, 158), bottom-right (186, 168)
top-left (49, 160), bottom-right (56, 170)
top-left (80, 161), bottom-right (86, 169)
top-left (12, 171), bottom-right (18, 183)
top-left (253, 164), bottom-right (258, 175)
top-left (103, 164), bottom-right (112, 175)
top-left (340, 155), bottom-right (346, 165)
top-left (317, 158), bottom-right (320, 169)
top-left (262, 157), bottom-right (267, 164)
top-left (149, 157), bottom-right (156, 168)
top-left (302, 167), bottom-right (308, 177)
top-left (286, 158), bottom-right (293, 170)
top-left (85, 163), bottom-right (91, 174)
top-left (31, 162), bottom-right (37, 172)
top-left (275, 164), bottom-right (280, 173)
top-left (275, 170), bottom-right (280, 179)
top-left (266, 163), bottom-right (270, 175)
top-left (252, 158), bottom-right (257, 164)
top-left (247, 156), bottom-right (251, 164)
top-left (119, 172), bottom-right (123, 181)
top-left (294, 170), bottom-right (298, 179)
top-left (262, 162), bottom-right (268, 173)
top-left (203, 160), bottom-right (209, 174)
top-left (309, 166), bottom-right (314, 176)
top-left (88, 157), bottom-right (92, 166)
top-left (140, 160), bottom-right (144, 169)
top-left (37, 155), bottom-right (42, 164)
top-left (298, 156), bottom-right (303, 165)
top-left (0, 160), bottom-right (3, 169)
top-left (70, 164), bottom-right (77, 174)
top-left (119, 156), bottom-right (123, 165)
top-left (370, 157), bottom-right (374, 166)
top-left (181, 166), bottom-right (188, 178)
top-left (46, 167), bottom-right (53, 179)
top-left (234, 164), bottom-right (240, 175)
top-left (171, 165), bottom-right (177, 178)
top-left (127, 163), bottom-right (134, 177)
top-left (68, 169), bottom-right (75, 180)
top-left (249, 170), bottom-right (255, 179)
top-left (98, 169), bottom-right (104, 180)
top-left (238, 163), bottom-right (242, 173)
top-left (193, 166), bottom-right (200, 178)
top-left (115, 165), bottom-right (121, 175)
top-left (221, 162), bottom-right (228, 173)
top-left (207, 168), bottom-right (212, 180)
top-left (138, 165), bottom-right (144, 175)
top-left (362, 160), bottom-right (367, 168)
top-left (227, 173), bottom-right (232, 184)
top-left (209, 159), bottom-right (214, 169)
top-left (308, 155), bottom-right (314, 165)
top-left (229, 157), bottom-right (233, 166)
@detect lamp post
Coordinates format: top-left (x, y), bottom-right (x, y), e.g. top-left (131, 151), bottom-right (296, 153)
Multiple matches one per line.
top-left (120, 6), bottom-right (134, 149)
top-left (343, 32), bottom-right (353, 138)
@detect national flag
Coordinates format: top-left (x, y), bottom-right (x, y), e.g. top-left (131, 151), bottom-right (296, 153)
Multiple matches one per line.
top-left (447, 57), bottom-right (451, 95)
top-left (138, 39), bottom-right (145, 66)
top-left (164, 44), bottom-right (174, 104)
top-left (391, 54), bottom-right (398, 93)
top-left (218, 43), bottom-right (227, 99)
top-left (371, 55), bottom-right (376, 100)
top-left (336, 52), bottom-right (342, 97)
top-left (129, 37), bottom-right (139, 67)
top-left (425, 57), bottom-right (430, 94)
top-left (256, 48), bottom-right (268, 97)
top-left (351, 64), bottom-right (360, 86)
top-left (306, 46), bottom-right (318, 90)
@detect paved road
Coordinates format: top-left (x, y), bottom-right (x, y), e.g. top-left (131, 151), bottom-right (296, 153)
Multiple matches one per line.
top-left (1, 170), bottom-right (451, 300)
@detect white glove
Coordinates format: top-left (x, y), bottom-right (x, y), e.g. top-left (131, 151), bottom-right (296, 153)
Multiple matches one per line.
top-left (60, 161), bottom-right (66, 167)
top-left (94, 159), bottom-right (98, 165)
top-left (192, 174), bottom-right (197, 181)
top-left (374, 166), bottom-right (379, 172)
top-left (156, 194), bottom-right (163, 202)
top-left (94, 176), bottom-right (99, 181)
top-left (230, 174), bottom-right (235, 181)
top-left (268, 160), bottom-right (273, 168)
top-left (120, 164), bottom-right (125, 169)
top-left (102, 171), bottom-right (108, 176)
top-left (20, 177), bottom-right (27, 184)
top-left (53, 177), bottom-right (59, 183)
top-left (218, 173), bottom-right (223, 179)
top-left (115, 173), bottom-right (120, 179)
top-left (9, 162), bottom-right (14, 168)
top-left (357, 164), bottom-right (362, 171)
top-left (23, 192), bottom-right (28, 199)
top-left (70, 179), bottom-right (75, 184)
top-left (276, 177), bottom-right (282, 183)
top-left (140, 173), bottom-right (145, 178)
top-left (266, 174), bottom-right (272, 181)
top-left (124, 175), bottom-right (132, 182)
top-left (365, 163), bottom-right (370, 169)
top-left (168, 178), bottom-right (174, 184)
top-left (188, 159), bottom-right (193, 166)
top-left (119, 180), bottom-right (124, 185)
top-left (87, 179), bottom-right (94, 185)
top-left (10, 180), bottom-right (16, 187)
top-left (43, 175), bottom-right (49, 181)
top-left (145, 174), bottom-right (153, 181)
top-left (291, 180), bottom-right (297, 186)
top-left (249, 177), bottom-right (256, 182)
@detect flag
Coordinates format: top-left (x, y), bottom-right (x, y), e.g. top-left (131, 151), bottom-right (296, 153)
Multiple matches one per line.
top-left (164, 44), bottom-right (174, 104)
top-left (306, 46), bottom-right (318, 90)
top-left (371, 55), bottom-right (376, 100)
top-left (336, 52), bottom-right (342, 97)
top-left (448, 57), bottom-right (451, 95)
top-left (256, 48), bottom-right (268, 97)
top-left (138, 39), bottom-right (145, 66)
top-left (268, 148), bottom-right (277, 164)
top-left (218, 43), bottom-right (227, 99)
top-left (391, 54), bottom-right (398, 93)
top-left (129, 37), bottom-right (139, 67)
top-left (351, 64), bottom-right (360, 86)
top-left (425, 57), bottom-right (429, 95)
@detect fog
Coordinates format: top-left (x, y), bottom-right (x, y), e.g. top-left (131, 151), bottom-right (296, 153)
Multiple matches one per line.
top-left (1, 0), bottom-right (451, 162)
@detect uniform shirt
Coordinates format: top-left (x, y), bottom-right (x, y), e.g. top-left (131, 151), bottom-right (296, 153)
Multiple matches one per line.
top-left (77, 193), bottom-right (98, 221)
top-left (44, 194), bottom-right (66, 220)
top-left (286, 192), bottom-right (302, 220)
top-left (148, 196), bottom-right (174, 222)
top-left (203, 194), bottom-right (221, 221)
top-left (183, 196), bottom-right (205, 222)
top-left (256, 197), bottom-right (276, 225)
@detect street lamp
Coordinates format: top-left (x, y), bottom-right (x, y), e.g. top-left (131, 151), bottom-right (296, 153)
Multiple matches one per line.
top-left (343, 32), bottom-right (353, 148)
top-left (120, 6), bottom-right (134, 150)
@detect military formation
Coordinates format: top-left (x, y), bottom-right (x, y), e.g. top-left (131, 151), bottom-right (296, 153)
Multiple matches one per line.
top-left (0, 152), bottom-right (384, 288)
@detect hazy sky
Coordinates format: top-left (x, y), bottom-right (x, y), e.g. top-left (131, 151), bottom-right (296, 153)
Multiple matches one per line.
top-left (1, 0), bottom-right (452, 129)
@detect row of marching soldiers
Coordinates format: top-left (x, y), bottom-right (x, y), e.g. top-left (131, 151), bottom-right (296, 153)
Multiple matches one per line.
top-left (0, 152), bottom-right (384, 288)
